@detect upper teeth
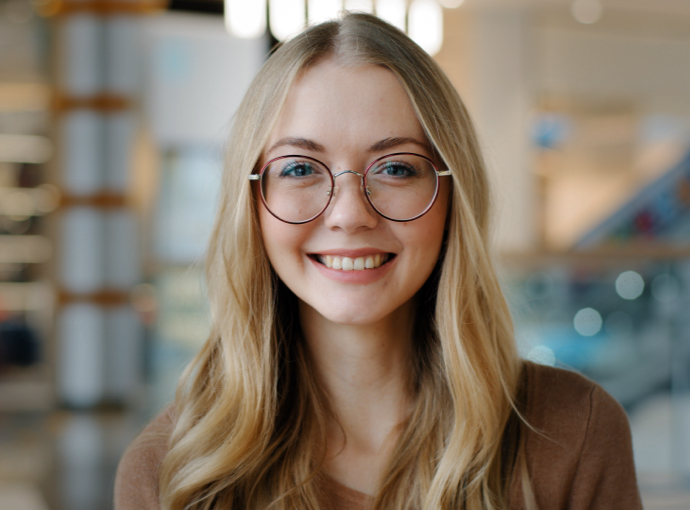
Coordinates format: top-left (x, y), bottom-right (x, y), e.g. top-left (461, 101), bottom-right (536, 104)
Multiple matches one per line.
top-left (318, 254), bottom-right (389, 271)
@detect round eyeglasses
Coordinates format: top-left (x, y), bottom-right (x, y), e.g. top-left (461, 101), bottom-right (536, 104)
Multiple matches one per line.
top-left (249, 152), bottom-right (451, 224)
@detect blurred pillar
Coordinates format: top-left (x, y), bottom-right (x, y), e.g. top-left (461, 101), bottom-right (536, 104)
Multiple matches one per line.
top-left (468, 8), bottom-right (537, 253)
top-left (49, 0), bottom-right (162, 408)
top-left (58, 304), bottom-right (105, 406)
top-left (57, 414), bottom-right (105, 510)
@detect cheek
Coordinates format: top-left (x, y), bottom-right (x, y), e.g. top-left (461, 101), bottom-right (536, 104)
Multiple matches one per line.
top-left (397, 214), bottom-right (447, 285)
top-left (258, 206), bottom-right (308, 273)
top-left (408, 185), bottom-right (450, 272)
top-left (423, 183), bottom-right (450, 244)
top-left (415, 223), bottom-right (446, 268)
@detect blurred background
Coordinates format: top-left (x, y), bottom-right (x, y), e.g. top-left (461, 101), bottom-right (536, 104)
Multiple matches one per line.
top-left (0, 0), bottom-right (689, 508)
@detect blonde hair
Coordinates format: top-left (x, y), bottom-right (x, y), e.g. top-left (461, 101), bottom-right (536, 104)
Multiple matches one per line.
top-left (160, 13), bottom-right (533, 510)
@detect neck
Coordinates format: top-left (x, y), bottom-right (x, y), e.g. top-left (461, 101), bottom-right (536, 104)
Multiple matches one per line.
top-left (300, 299), bottom-right (415, 452)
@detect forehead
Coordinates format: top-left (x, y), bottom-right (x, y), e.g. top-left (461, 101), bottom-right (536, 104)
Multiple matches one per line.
top-left (265, 59), bottom-right (427, 155)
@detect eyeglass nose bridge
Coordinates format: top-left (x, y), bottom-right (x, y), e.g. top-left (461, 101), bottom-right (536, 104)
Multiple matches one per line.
top-left (328, 169), bottom-right (368, 197)
top-left (332, 169), bottom-right (364, 179)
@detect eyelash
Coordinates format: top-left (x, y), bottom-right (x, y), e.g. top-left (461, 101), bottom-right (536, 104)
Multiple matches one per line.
top-left (373, 161), bottom-right (420, 177)
top-left (278, 161), bottom-right (316, 177)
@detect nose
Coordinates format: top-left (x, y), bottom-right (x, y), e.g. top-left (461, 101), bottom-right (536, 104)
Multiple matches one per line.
top-left (323, 171), bottom-right (379, 232)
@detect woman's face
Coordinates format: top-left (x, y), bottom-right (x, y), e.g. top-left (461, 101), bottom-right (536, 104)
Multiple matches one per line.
top-left (258, 59), bottom-right (450, 326)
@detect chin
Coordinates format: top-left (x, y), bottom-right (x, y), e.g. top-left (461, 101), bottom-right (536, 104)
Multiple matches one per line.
top-left (315, 307), bottom-right (384, 326)
top-left (302, 296), bottom-right (409, 327)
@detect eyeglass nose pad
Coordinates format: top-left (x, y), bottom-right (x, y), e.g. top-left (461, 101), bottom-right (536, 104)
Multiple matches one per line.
top-left (328, 171), bottom-right (368, 204)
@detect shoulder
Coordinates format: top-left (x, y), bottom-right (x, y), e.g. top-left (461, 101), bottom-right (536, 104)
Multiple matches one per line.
top-left (521, 361), bottom-right (633, 446)
top-left (519, 361), bottom-right (642, 509)
top-left (114, 405), bottom-right (176, 510)
top-left (522, 360), bottom-right (619, 430)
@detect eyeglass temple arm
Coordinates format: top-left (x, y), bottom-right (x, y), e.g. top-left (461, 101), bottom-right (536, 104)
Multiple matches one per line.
top-left (248, 174), bottom-right (261, 180)
top-left (437, 170), bottom-right (452, 176)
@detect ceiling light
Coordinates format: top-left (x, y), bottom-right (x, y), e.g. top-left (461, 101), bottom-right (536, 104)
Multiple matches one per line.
top-left (408, 0), bottom-right (444, 56)
top-left (270, 0), bottom-right (306, 40)
top-left (344, 0), bottom-right (373, 14)
top-left (225, 0), bottom-right (266, 38)
top-left (376, 0), bottom-right (406, 32)
top-left (438, 0), bottom-right (463, 8)
top-left (308, 0), bottom-right (341, 25)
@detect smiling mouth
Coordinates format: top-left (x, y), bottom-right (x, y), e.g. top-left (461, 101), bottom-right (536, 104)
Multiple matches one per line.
top-left (312, 253), bottom-right (393, 271)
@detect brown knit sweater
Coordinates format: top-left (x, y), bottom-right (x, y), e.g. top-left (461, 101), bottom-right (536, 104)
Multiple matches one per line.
top-left (114, 362), bottom-right (643, 509)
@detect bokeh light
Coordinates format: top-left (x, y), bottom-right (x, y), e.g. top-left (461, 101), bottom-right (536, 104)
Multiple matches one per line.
top-left (574, 307), bottom-right (603, 336)
top-left (615, 270), bottom-right (645, 300)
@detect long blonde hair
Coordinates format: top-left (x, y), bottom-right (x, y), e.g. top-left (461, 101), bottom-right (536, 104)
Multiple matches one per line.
top-left (160, 13), bottom-right (532, 510)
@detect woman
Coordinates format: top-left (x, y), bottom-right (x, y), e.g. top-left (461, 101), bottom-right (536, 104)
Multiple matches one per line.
top-left (116, 13), bottom-right (641, 510)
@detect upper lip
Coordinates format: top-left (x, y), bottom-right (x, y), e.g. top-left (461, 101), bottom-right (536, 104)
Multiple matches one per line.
top-left (307, 248), bottom-right (393, 258)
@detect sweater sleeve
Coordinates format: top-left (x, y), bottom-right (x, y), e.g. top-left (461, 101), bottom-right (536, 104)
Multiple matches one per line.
top-left (114, 407), bottom-right (174, 510)
top-left (566, 384), bottom-right (643, 510)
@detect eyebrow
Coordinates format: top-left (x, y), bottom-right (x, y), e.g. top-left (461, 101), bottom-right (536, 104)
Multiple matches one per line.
top-left (367, 137), bottom-right (431, 154)
top-left (267, 136), bottom-right (431, 156)
top-left (266, 137), bottom-right (326, 154)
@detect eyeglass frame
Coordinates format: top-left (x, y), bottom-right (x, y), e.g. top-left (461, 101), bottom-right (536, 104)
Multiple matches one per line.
top-left (248, 152), bottom-right (452, 224)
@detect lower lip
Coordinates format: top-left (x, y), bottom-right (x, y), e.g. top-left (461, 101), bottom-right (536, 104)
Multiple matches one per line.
top-left (308, 255), bottom-right (396, 283)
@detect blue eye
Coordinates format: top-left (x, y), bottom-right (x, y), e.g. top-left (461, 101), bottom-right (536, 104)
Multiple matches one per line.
top-left (279, 161), bottom-right (316, 178)
top-left (376, 161), bottom-right (419, 178)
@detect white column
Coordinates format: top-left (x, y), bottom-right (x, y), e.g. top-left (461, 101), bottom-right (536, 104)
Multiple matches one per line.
top-left (61, 111), bottom-right (104, 195)
top-left (60, 14), bottom-right (104, 95)
top-left (468, 9), bottom-right (537, 253)
top-left (58, 304), bottom-right (105, 407)
top-left (104, 305), bottom-right (142, 403)
top-left (103, 112), bottom-right (136, 193)
top-left (57, 414), bottom-right (103, 509)
top-left (55, 10), bottom-right (144, 407)
top-left (60, 207), bottom-right (105, 294)
top-left (104, 209), bottom-right (140, 289)
top-left (102, 15), bottom-right (144, 403)
top-left (104, 16), bottom-right (140, 193)
top-left (104, 16), bottom-right (142, 96)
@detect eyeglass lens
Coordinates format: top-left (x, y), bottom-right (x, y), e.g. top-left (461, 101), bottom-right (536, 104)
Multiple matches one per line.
top-left (260, 154), bottom-right (439, 223)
